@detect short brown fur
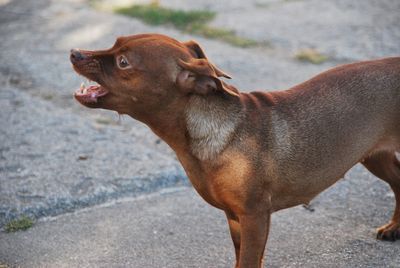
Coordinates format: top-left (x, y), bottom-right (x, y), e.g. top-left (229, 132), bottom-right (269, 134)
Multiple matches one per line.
top-left (70, 33), bottom-right (400, 267)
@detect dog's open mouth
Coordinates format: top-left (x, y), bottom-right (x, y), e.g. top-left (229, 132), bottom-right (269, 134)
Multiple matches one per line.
top-left (74, 82), bottom-right (109, 103)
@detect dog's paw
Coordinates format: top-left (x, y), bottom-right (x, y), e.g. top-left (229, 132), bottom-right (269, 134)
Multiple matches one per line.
top-left (376, 221), bottom-right (400, 241)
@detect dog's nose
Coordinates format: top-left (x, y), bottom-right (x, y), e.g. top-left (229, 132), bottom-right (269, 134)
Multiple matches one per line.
top-left (70, 49), bottom-right (86, 63)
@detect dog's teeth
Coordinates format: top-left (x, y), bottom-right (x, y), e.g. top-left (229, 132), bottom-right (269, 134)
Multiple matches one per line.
top-left (80, 82), bottom-right (87, 94)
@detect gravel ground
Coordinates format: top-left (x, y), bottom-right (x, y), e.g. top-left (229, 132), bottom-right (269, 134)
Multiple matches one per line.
top-left (162, 0), bottom-right (400, 60)
top-left (0, 85), bottom-right (186, 226)
top-left (0, 0), bottom-right (400, 266)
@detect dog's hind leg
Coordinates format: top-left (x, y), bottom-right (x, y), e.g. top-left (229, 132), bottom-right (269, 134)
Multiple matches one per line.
top-left (362, 152), bottom-right (400, 241)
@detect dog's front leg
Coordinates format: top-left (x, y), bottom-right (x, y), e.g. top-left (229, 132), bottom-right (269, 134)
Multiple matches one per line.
top-left (226, 212), bottom-right (241, 267)
top-left (238, 211), bottom-right (271, 268)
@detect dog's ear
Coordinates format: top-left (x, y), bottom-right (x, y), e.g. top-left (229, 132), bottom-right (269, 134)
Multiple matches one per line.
top-left (183, 40), bottom-right (231, 79)
top-left (176, 58), bottom-right (238, 96)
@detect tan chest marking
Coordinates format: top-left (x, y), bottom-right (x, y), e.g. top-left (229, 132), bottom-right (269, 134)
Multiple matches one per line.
top-left (210, 150), bottom-right (252, 213)
top-left (185, 96), bottom-right (240, 161)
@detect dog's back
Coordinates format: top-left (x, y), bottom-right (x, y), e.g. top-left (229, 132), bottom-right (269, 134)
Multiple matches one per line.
top-left (253, 58), bottom-right (400, 209)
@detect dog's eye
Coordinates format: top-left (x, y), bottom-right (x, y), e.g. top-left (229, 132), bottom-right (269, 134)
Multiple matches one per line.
top-left (117, 55), bottom-right (131, 69)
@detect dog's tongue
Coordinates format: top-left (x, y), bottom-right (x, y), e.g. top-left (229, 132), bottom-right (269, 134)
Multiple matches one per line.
top-left (74, 83), bottom-right (109, 103)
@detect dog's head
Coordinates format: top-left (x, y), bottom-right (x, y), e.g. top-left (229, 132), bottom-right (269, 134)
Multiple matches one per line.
top-left (70, 33), bottom-right (238, 119)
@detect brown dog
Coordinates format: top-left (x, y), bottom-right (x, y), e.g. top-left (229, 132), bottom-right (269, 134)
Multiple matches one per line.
top-left (70, 33), bottom-right (400, 267)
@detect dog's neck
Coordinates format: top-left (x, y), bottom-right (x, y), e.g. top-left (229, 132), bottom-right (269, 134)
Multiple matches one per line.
top-left (184, 94), bottom-right (242, 161)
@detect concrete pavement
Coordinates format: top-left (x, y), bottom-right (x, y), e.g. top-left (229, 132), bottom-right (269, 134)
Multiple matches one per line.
top-left (1, 177), bottom-right (400, 267)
